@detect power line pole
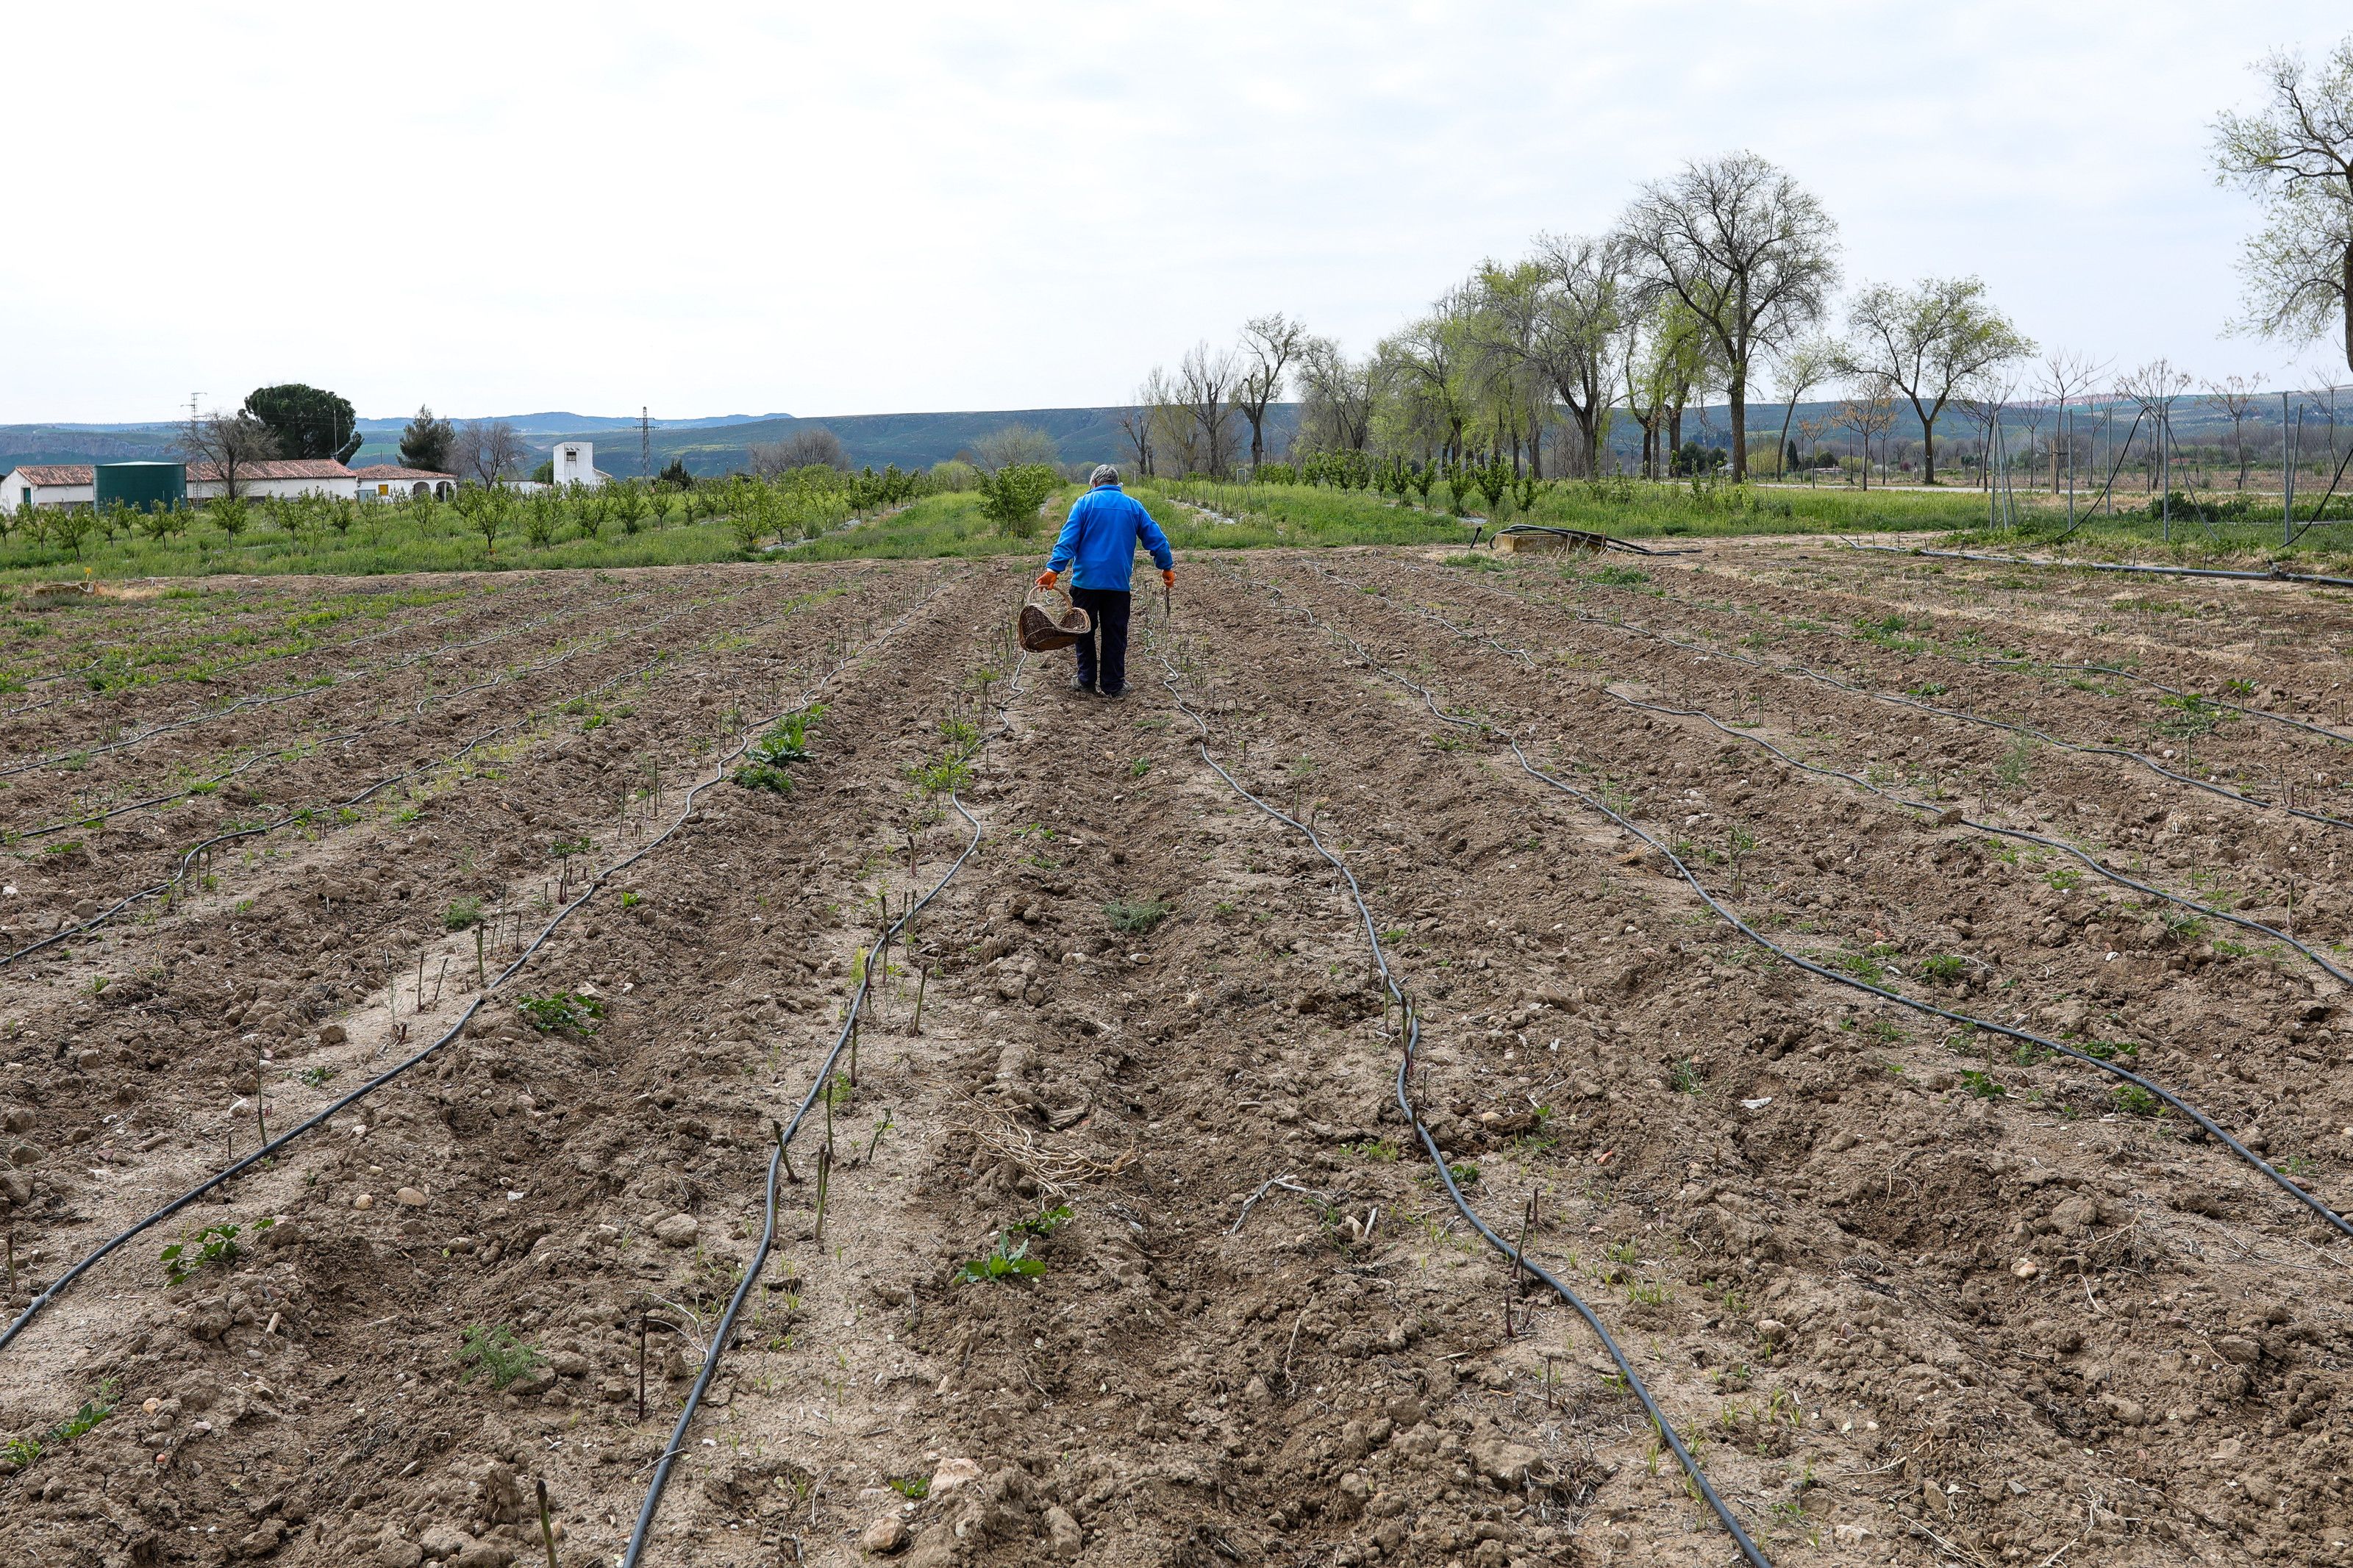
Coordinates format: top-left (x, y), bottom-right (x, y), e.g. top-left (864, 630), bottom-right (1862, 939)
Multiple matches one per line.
top-left (640, 406), bottom-right (651, 482)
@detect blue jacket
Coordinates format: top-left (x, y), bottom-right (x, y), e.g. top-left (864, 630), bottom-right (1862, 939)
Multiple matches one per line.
top-left (1046, 484), bottom-right (1174, 592)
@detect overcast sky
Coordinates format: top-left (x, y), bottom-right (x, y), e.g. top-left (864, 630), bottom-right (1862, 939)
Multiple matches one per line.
top-left (5, 2), bottom-right (2349, 424)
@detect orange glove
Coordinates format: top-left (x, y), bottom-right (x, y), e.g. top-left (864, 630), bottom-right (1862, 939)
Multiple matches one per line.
top-left (1035, 569), bottom-right (1059, 588)
top-left (1161, 568), bottom-right (1175, 588)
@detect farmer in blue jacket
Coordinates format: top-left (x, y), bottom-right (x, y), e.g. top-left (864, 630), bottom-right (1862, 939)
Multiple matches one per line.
top-left (1035, 465), bottom-right (1174, 700)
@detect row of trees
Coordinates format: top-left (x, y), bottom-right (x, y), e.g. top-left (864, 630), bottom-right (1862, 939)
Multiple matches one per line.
top-left (1114, 39), bottom-right (2353, 494)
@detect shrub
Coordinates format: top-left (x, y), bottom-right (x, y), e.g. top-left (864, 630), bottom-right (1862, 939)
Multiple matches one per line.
top-left (444, 895), bottom-right (484, 931)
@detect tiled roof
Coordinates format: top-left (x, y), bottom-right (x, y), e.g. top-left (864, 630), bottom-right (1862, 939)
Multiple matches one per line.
top-left (10, 465), bottom-right (95, 486)
top-left (187, 459), bottom-right (354, 482)
top-left (350, 465), bottom-right (456, 482)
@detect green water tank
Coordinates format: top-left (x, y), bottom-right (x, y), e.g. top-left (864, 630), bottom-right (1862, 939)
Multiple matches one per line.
top-left (94, 462), bottom-right (186, 514)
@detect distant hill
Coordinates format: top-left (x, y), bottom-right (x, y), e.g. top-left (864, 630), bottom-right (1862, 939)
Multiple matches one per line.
top-left (4, 393), bottom-right (2318, 481)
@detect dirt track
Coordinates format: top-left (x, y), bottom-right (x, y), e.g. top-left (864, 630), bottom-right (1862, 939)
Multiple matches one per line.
top-left (1, 545), bottom-right (2350, 1568)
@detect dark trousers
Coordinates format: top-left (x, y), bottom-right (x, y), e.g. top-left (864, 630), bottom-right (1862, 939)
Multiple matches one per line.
top-left (1069, 587), bottom-right (1132, 693)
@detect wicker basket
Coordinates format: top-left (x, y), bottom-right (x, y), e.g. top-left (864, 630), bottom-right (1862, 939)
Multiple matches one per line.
top-left (1018, 584), bottom-right (1092, 652)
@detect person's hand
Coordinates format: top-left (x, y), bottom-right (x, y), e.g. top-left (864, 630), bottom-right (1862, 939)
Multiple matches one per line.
top-left (1035, 569), bottom-right (1059, 588)
top-left (1161, 568), bottom-right (1175, 588)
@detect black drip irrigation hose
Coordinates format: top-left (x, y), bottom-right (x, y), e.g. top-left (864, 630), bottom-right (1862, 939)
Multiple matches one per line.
top-left (0, 573), bottom-right (964, 1357)
top-left (1843, 542), bottom-right (2353, 593)
top-left (0, 582), bottom-right (811, 970)
top-left (1338, 575), bottom-right (2353, 995)
top-left (621, 643), bottom-right (1032, 1567)
top-left (1249, 570), bottom-right (2353, 1244)
top-left (1145, 628), bottom-right (1775, 1568)
top-left (1471, 574), bottom-right (2353, 840)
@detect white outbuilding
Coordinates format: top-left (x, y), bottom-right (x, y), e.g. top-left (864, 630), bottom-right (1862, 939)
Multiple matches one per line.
top-left (1, 465), bottom-right (98, 510)
top-left (552, 441), bottom-right (603, 487)
top-left (185, 459), bottom-right (359, 503)
top-left (351, 465), bottom-right (457, 501)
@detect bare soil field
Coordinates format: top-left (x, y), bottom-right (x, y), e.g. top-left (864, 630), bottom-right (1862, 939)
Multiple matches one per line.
top-left (1, 543), bottom-right (2350, 1568)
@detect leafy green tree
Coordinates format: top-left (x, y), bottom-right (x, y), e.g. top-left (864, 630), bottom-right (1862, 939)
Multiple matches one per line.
top-left (399, 406), bottom-right (456, 471)
top-left (1843, 277), bottom-right (2033, 483)
top-left (1618, 152), bottom-right (1841, 481)
top-left (610, 482), bottom-right (650, 535)
top-left (2214, 41), bottom-right (2353, 371)
top-left (976, 464), bottom-right (1059, 538)
top-left (244, 384), bottom-right (363, 463)
top-left (211, 498), bottom-right (250, 542)
top-left (657, 458), bottom-right (693, 490)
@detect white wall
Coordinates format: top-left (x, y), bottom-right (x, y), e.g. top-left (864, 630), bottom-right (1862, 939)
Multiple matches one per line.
top-left (0, 470), bottom-right (93, 509)
top-left (553, 443), bottom-right (601, 487)
top-left (187, 474), bottom-right (359, 502)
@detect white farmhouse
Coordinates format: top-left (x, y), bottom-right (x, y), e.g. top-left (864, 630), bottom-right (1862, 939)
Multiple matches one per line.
top-left (1, 465), bottom-right (98, 510)
top-left (552, 441), bottom-right (604, 488)
top-left (351, 465), bottom-right (457, 501)
top-left (185, 459), bottom-right (359, 503)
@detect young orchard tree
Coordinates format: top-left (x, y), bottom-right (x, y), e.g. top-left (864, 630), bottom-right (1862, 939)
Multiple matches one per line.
top-left (1618, 151), bottom-right (1842, 482)
top-left (1234, 313), bottom-right (1308, 473)
top-left (1841, 276), bottom-right (2032, 484)
top-left (2213, 40), bottom-right (2353, 373)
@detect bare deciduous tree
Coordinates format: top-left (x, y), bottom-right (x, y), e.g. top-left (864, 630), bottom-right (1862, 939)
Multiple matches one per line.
top-left (1293, 337), bottom-right (1374, 455)
top-left (1524, 233), bottom-right (1627, 479)
top-left (2036, 349), bottom-right (2113, 492)
top-left (1842, 276), bottom-right (2032, 484)
top-left (1176, 342), bottom-right (1241, 477)
top-left (973, 424), bottom-right (1059, 473)
top-left (749, 426), bottom-right (849, 475)
top-left (449, 419), bottom-right (528, 487)
top-left (1765, 335), bottom-right (1840, 480)
top-left (2207, 373), bottom-right (2267, 489)
top-left (1831, 376), bottom-right (1898, 490)
top-left (2213, 41), bottom-right (2353, 371)
top-left (1116, 377), bottom-right (1161, 476)
top-left (1234, 314), bottom-right (1308, 472)
top-left (1617, 151), bottom-right (1841, 482)
top-left (177, 409), bottom-right (279, 501)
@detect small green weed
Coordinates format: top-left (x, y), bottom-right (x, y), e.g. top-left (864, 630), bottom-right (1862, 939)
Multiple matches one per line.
top-left (444, 895), bottom-right (483, 931)
top-left (889, 1475), bottom-right (932, 1500)
top-left (516, 992), bottom-right (604, 1035)
top-left (161, 1219), bottom-right (271, 1286)
top-left (1105, 898), bottom-right (1171, 933)
top-left (1918, 954), bottom-right (1965, 982)
top-left (954, 1233), bottom-right (1045, 1284)
top-left (454, 1323), bottom-right (546, 1389)
top-left (1957, 1069), bottom-right (2006, 1099)
top-left (2113, 1084), bottom-right (2163, 1117)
